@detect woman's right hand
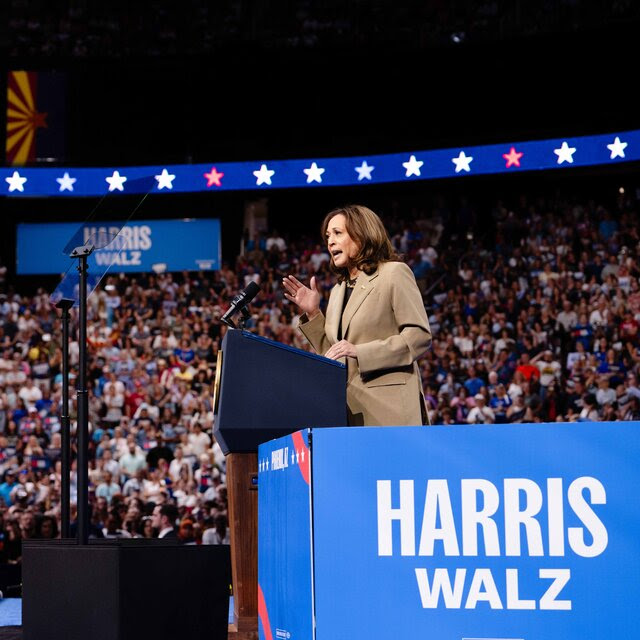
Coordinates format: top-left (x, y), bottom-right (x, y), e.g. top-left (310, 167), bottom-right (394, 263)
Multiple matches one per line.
top-left (282, 276), bottom-right (321, 318)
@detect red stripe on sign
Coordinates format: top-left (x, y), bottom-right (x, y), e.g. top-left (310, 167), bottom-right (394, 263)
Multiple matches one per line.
top-left (257, 583), bottom-right (273, 640)
top-left (291, 431), bottom-right (310, 485)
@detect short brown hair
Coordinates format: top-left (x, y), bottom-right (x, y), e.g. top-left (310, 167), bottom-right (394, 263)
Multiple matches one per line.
top-left (321, 205), bottom-right (398, 281)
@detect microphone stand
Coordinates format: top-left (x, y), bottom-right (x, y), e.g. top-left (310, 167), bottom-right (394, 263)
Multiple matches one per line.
top-left (55, 298), bottom-right (74, 538)
top-left (221, 305), bottom-right (251, 330)
top-left (237, 306), bottom-right (251, 330)
top-left (70, 244), bottom-right (92, 545)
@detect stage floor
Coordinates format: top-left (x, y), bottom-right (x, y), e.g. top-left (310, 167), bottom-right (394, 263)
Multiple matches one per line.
top-left (0, 600), bottom-right (20, 627)
top-left (0, 599), bottom-right (21, 640)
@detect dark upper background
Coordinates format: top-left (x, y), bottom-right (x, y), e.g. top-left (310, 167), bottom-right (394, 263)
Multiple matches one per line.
top-left (2, 0), bottom-right (639, 288)
top-left (3, 0), bottom-right (640, 163)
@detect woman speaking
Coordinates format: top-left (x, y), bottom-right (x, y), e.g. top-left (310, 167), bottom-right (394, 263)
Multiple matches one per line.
top-left (283, 205), bottom-right (432, 426)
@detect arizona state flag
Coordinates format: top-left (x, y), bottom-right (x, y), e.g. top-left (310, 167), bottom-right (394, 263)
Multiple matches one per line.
top-left (6, 70), bottom-right (66, 165)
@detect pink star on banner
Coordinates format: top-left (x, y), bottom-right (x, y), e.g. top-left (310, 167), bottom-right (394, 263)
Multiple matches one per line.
top-left (503, 147), bottom-right (523, 168)
top-left (204, 167), bottom-right (224, 187)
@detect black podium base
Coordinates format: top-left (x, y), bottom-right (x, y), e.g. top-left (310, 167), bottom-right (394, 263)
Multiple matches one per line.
top-left (22, 539), bottom-right (230, 640)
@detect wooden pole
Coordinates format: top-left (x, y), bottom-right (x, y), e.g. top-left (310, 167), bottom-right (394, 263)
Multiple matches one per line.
top-left (226, 452), bottom-right (259, 639)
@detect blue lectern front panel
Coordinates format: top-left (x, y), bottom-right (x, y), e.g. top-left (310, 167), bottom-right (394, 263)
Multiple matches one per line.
top-left (311, 423), bottom-right (640, 640)
top-left (258, 429), bottom-right (313, 640)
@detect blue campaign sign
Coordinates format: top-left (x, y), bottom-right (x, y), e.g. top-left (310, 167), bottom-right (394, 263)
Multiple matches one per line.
top-left (258, 429), bottom-right (313, 640)
top-left (16, 218), bottom-right (221, 274)
top-left (310, 422), bottom-right (640, 640)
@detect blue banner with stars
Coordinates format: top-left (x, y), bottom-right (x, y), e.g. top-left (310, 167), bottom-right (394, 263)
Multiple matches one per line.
top-left (2, 128), bottom-right (638, 197)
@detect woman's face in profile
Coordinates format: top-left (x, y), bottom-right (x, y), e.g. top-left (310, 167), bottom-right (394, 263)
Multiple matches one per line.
top-left (325, 214), bottom-right (359, 270)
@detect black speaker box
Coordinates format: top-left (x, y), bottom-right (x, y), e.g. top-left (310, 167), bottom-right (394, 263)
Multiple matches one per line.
top-left (22, 539), bottom-right (230, 640)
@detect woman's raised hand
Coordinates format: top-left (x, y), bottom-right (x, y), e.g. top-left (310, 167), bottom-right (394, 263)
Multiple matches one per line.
top-left (282, 275), bottom-right (321, 318)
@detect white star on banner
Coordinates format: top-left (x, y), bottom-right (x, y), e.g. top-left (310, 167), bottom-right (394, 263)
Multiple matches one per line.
top-left (56, 172), bottom-right (76, 192)
top-left (452, 151), bottom-right (473, 173)
top-left (607, 136), bottom-right (627, 160)
top-left (295, 450), bottom-right (299, 463)
top-left (253, 164), bottom-right (275, 186)
top-left (106, 170), bottom-right (127, 192)
top-left (403, 155), bottom-right (423, 177)
top-left (5, 171), bottom-right (27, 192)
top-left (300, 448), bottom-right (305, 462)
top-left (303, 162), bottom-right (325, 184)
top-left (155, 168), bottom-right (175, 190)
top-left (355, 161), bottom-right (374, 181)
top-left (554, 142), bottom-right (576, 164)
top-left (265, 459), bottom-right (269, 470)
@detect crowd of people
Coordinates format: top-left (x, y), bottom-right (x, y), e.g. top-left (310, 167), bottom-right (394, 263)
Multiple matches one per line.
top-left (1, 188), bottom-right (640, 568)
top-left (0, 267), bottom-right (231, 565)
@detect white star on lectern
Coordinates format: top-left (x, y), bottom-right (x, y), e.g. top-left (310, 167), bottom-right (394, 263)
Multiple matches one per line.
top-left (354, 161), bottom-right (374, 181)
top-left (106, 170), bottom-right (127, 192)
top-left (56, 172), bottom-right (76, 192)
top-left (253, 164), bottom-right (275, 186)
top-left (554, 142), bottom-right (576, 165)
top-left (403, 155), bottom-right (423, 177)
top-left (452, 151), bottom-right (473, 173)
top-left (303, 162), bottom-right (325, 184)
top-left (5, 171), bottom-right (27, 192)
top-left (155, 168), bottom-right (175, 190)
top-left (607, 136), bottom-right (627, 160)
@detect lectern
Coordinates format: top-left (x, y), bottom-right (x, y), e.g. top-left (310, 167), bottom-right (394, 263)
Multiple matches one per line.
top-left (213, 329), bottom-right (346, 638)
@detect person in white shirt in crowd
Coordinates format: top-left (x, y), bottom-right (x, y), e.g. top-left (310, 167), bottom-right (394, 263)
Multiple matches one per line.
top-left (143, 467), bottom-right (167, 504)
top-left (202, 514), bottom-right (230, 545)
top-left (169, 445), bottom-right (192, 483)
top-left (309, 244), bottom-right (330, 272)
top-left (532, 349), bottom-right (562, 396)
top-left (101, 447), bottom-right (120, 480)
top-left (133, 401), bottom-right (160, 424)
top-left (102, 371), bottom-right (126, 396)
top-left (119, 440), bottom-right (147, 480)
top-left (188, 422), bottom-right (211, 458)
top-left (589, 296), bottom-right (611, 329)
top-left (18, 377), bottom-right (42, 407)
top-left (556, 299), bottom-right (578, 332)
top-left (595, 376), bottom-right (616, 407)
top-left (122, 468), bottom-right (146, 498)
top-left (265, 230), bottom-right (286, 252)
top-left (467, 393), bottom-right (495, 424)
top-left (110, 425), bottom-right (129, 459)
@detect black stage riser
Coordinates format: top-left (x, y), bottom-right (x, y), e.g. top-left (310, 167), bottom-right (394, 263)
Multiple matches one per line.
top-left (22, 540), bottom-right (230, 640)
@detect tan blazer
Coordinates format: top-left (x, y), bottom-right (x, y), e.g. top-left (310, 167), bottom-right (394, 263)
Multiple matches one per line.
top-left (299, 260), bottom-right (432, 426)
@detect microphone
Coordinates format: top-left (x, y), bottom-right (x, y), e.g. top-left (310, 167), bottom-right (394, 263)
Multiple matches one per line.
top-left (220, 281), bottom-right (260, 328)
